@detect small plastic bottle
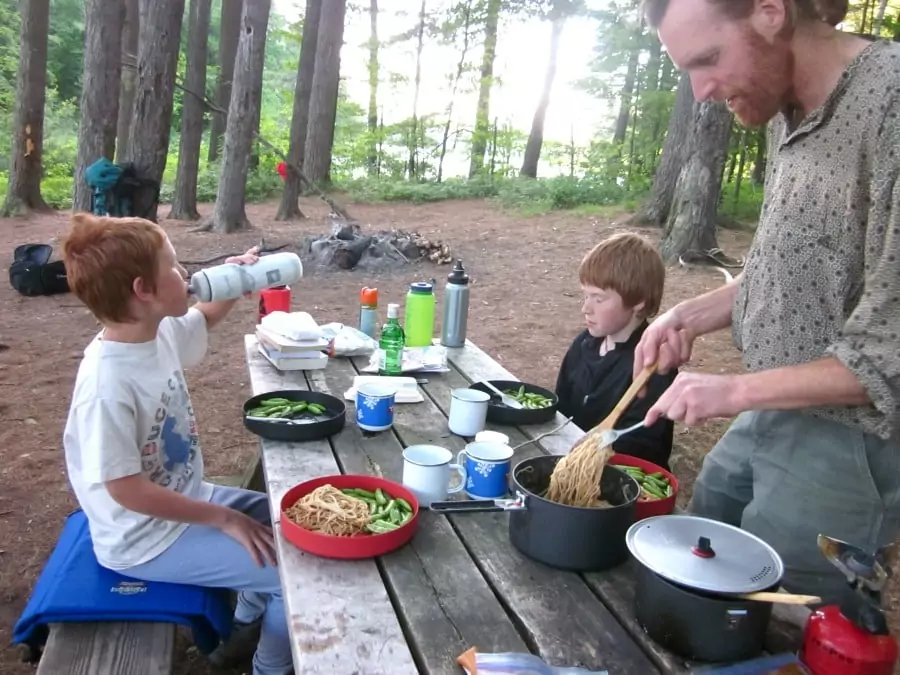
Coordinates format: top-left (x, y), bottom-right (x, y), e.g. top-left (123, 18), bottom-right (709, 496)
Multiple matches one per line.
top-left (378, 303), bottom-right (405, 376)
top-left (403, 281), bottom-right (435, 347)
top-left (187, 252), bottom-right (303, 303)
top-left (441, 260), bottom-right (470, 347)
top-left (359, 287), bottom-right (378, 338)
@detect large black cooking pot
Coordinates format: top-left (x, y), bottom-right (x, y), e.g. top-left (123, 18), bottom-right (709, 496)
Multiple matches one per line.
top-left (626, 515), bottom-right (785, 663)
top-left (431, 455), bottom-right (640, 572)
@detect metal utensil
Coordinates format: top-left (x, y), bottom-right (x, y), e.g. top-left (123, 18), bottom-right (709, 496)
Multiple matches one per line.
top-left (245, 416), bottom-right (315, 425)
top-left (480, 380), bottom-right (524, 409)
top-left (598, 420), bottom-right (646, 447)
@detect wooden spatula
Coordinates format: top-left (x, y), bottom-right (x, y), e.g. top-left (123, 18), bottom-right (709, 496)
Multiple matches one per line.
top-left (739, 591), bottom-right (822, 605)
top-left (570, 363), bottom-right (658, 454)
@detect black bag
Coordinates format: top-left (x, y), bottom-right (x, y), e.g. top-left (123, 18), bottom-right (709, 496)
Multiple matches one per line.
top-left (9, 244), bottom-right (70, 297)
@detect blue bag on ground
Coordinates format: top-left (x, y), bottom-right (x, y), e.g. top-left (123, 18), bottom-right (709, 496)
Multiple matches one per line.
top-left (12, 509), bottom-right (233, 658)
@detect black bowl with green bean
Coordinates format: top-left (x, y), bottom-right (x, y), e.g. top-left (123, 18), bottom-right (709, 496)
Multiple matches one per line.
top-left (242, 389), bottom-right (346, 442)
top-left (470, 380), bottom-right (559, 426)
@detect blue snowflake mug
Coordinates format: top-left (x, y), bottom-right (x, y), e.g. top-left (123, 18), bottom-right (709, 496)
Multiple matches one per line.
top-left (356, 383), bottom-right (396, 432)
top-left (457, 441), bottom-right (514, 499)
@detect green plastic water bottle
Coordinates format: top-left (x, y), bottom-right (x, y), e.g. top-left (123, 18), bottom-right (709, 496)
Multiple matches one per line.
top-left (404, 281), bottom-right (435, 347)
top-left (379, 303), bottom-right (404, 376)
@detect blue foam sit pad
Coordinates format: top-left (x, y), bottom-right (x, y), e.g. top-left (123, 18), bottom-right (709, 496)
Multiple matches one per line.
top-left (13, 510), bottom-right (233, 656)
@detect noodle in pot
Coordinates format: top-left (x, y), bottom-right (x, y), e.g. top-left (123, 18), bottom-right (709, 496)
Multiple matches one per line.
top-left (545, 439), bottom-right (615, 508)
top-left (284, 484), bottom-right (371, 536)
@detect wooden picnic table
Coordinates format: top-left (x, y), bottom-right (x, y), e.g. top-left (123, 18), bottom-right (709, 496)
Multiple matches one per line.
top-left (243, 335), bottom-right (809, 675)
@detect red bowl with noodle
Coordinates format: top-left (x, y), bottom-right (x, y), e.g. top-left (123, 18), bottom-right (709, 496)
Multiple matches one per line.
top-left (608, 454), bottom-right (678, 520)
top-left (280, 474), bottom-right (419, 559)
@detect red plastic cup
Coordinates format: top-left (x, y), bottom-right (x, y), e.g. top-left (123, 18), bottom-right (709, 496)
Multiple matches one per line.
top-left (258, 286), bottom-right (292, 323)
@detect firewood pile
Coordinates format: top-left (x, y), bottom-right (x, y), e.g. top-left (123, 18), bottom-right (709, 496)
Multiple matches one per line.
top-left (298, 221), bottom-right (454, 273)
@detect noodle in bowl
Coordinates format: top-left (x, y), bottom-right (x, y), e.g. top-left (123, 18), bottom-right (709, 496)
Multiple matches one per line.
top-left (280, 474), bottom-right (420, 560)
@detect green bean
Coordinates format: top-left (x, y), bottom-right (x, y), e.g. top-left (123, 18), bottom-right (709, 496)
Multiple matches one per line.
top-left (396, 498), bottom-right (413, 513)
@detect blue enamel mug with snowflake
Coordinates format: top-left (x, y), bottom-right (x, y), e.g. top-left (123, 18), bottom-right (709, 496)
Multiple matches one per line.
top-left (356, 383), bottom-right (396, 432)
top-left (457, 441), bottom-right (514, 499)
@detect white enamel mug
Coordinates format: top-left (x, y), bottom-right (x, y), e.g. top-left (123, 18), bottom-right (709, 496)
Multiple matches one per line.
top-left (475, 430), bottom-right (510, 446)
top-left (401, 445), bottom-right (466, 507)
top-left (448, 388), bottom-right (490, 437)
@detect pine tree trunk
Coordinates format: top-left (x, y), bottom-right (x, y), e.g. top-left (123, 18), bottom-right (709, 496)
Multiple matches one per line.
top-left (208, 0), bottom-right (271, 233)
top-left (468, 0), bottom-right (501, 178)
top-left (437, 0), bottom-right (472, 183)
top-left (115, 0), bottom-right (139, 162)
top-left (632, 74), bottom-right (693, 226)
top-left (275, 0), bottom-right (320, 221)
top-left (520, 14), bottom-right (564, 178)
top-left (659, 100), bottom-right (733, 264)
top-left (169, 0), bottom-right (211, 221)
top-left (366, 0), bottom-right (379, 175)
top-left (125, 0), bottom-right (185, 222)
top-left (751, 128), bottom-right (766, 185)
top-left (407, 0), bottom-right (427, 180)
top-left (73, 0), bottom-right (125, 213)
top-left (612, 47), bottom-right (639, 145)
top-left (303, 0), bottom-right (346, 185)
top-left (2, 0), bottom-right (52, 216)
top-left (208, 0), bottom-right (242, 162)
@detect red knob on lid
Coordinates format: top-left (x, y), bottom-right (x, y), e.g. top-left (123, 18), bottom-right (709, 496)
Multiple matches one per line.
top-left (360, 287), bottom-right (378, 304)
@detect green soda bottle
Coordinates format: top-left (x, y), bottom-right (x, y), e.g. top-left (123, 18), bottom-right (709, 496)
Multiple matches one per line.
top-left (378, 303), bottom-right (405, 376)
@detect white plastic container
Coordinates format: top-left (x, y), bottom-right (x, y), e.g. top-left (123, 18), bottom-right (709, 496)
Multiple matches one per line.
top-left (188, 252), bottom-right (303, 303)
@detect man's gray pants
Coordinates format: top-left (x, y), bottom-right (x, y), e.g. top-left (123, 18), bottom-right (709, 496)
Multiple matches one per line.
top-left (688, 410), bottom-right (900, 604)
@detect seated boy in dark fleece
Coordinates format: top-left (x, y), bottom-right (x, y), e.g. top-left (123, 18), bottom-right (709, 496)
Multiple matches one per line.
top-left (555, 233), bottom-right (676, 470)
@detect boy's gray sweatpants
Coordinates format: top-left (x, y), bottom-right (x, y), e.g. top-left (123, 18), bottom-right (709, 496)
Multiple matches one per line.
top-left (688, 410), bottom-right (900, 604)
top-left (122, 486), bottom-right (292, 675)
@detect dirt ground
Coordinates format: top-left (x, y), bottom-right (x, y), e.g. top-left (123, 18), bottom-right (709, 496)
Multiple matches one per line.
top-left (0, 195), bottom-right (878, 673)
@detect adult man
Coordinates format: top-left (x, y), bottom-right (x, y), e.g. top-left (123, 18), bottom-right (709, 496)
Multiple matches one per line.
top-left (635, 0), bottom-right (900, 603)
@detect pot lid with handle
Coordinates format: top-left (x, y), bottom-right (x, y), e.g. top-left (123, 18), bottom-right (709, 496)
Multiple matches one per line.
top-left (625, 515), bottom-right (784, 594)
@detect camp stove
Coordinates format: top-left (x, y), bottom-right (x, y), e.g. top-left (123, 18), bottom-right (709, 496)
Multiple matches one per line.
top-left (800, 534), bottom-right (898, 675)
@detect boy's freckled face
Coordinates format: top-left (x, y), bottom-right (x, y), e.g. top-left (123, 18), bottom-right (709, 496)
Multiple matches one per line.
top-left (581, 285), bottom-right (636, 338)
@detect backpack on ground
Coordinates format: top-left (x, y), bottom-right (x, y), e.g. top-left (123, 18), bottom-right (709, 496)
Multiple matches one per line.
top-left (84, 157), bottom-right (160, 220)
top-left (9, 244), bottom-right (70, 297)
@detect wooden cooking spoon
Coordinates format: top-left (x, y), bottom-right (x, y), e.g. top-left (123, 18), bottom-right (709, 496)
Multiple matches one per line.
top-left (738, 591), bottom-right (822, 605)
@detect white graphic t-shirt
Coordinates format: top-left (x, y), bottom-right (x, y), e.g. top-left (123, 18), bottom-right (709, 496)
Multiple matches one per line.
top-left (63, 308), bottom-right (214, 570)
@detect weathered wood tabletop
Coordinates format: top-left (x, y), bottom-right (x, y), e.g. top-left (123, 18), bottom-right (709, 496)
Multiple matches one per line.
top-left (243, 335), bottom-right (807, 675)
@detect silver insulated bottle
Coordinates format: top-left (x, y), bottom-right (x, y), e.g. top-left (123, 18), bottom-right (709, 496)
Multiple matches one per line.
top-left (440, 260), bottom-right (470, 347)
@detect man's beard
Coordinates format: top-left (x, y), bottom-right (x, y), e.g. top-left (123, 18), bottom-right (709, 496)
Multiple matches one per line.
top-left (727, 28), bottom-right (794, 128)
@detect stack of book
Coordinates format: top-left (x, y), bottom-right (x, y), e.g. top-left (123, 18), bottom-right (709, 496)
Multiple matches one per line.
top-left (256, 312), bottom-right (329, 371)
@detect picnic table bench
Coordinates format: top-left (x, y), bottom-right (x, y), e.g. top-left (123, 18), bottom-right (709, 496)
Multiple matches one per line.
top-left (244, 334), bottom-right (809, 674)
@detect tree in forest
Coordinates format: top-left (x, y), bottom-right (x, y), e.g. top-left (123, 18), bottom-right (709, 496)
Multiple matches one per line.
top-left (116, 0), bottom-right (139, 162)
top-left (2, 0), bottom-right (52, 216)
top-left (437, 0), bottom-right (474, 183)
top-left (125, 0), bottom-right (185, 222)
top-left (407, 0), bottom-right (428, 180)
top-left (520, 0), bottom-right (580, 178)
top-left (468, 0), bottom-right (501, 177)
top-left (206, 0), bottom-right (271, 233)
top-left (631, 74), bottom-right (694, 226)
top-left (169, 0), bottom-right (212, 221)
top-left (366, 0), bottom-right (379, 175)
top-left (658, 98), bottom-right (733, 264)
top-left (304, 0), bottom-right (347, 185)
top-left (73, 0), bottom-right (125, 213)
top-left (275, 0), bottom-right (321, 221)
top-left (209, 0), bottom-right (242, 162)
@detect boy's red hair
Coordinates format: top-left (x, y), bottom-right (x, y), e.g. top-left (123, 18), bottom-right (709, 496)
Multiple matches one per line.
top-left (578, 232), bottom-right (666, 319)
top-left (62, 214), bottom-right (166, 324)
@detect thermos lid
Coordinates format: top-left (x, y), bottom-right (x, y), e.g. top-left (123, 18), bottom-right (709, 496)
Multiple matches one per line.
top-left (409, 281), bottom-right (434, 294)
top-left (360, 287), bottom-right (378, 304)
top-left (447, 260), bottom-right (469, 285)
